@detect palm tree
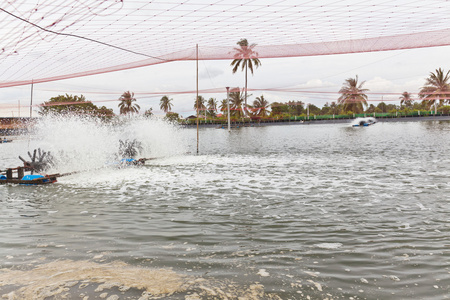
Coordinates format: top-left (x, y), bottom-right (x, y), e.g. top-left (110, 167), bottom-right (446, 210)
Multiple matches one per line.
top-left (230, 38), bottom-right (261, 113)
top-left (207, 97), bottom-right (217, 118)
top-left (337, 75), bottom-right (369, 113)
top-left (219, 99), bottom-right (229, 116)
top-left (159, 95), bottom-right (173, 113)
top-left (118, 91), bottom-right (140, 115)
top-left (419, 68), bottom-right (450, 110)
top-left (229, 90), bottom-right (245, 120)
top-left (253, 95), bottom-right (270, 117)
top-left (399, 92), bottom-right (413, 108)
top-left (194, 95), bottom-right (206, 117)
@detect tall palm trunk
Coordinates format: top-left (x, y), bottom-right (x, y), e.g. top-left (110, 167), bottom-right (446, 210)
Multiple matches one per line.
top-left (435, 95), bottom-right (439, 114)
top-left (244, 63), bottom-right (248, 116)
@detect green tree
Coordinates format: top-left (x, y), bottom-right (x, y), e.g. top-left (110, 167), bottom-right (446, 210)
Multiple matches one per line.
top-left (230, 38), bottom-right (262, 113)
top-left (207, 97), bottom-right (218, 118)
top-left (365, 103), bottom-right (376, 113)
top-left (219, 99), bottom-right (229, 116)
top-left (164, 112), bottom-right (180, 123)
top-left (159, 95), bottom-right (173, 113)
top-left (377, 102), bottom-right (387, 113)
top-left (194, 95), bottom-right (206, 117)
top-left (419, 68), bottom-right (450, 110)
top-left (386, 104), bottom-right (398, 113)
top-left (338, 75), bottom-right (369, 113)
top-left (229, 90), bottom-right (245, 120)
top-left (308, 104), bottom-right (321, 115)
top-left (439, 105), bottom-right (450, 114)
top-left (322, 102), bottom-right (340, 115)
top-left (118, 91), bottom-right (140, 114)
top-left (412, 101), bottom-right (428, 111)
top-left (329, 102), bottom-right (340, 115)
top-left (270, 102), bottom-right (289, 116)
top-left (252, 95), bottom-right (270, 117)
top-left (321, 102), bottom-right (331, 115)
top-left (287, 100), bottom-right (305, 115)
top-left (39, 94), bottom-right (114, 118)
top-left (399, 91), bottom-right (413, 108)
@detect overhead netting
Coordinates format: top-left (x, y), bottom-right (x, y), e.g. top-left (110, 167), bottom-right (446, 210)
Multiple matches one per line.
top-left (1, 0), bottom-right (450, 88)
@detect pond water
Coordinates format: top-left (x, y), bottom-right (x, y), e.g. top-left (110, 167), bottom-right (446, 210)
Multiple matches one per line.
top-left (0, 117), bottom-right (449, 299)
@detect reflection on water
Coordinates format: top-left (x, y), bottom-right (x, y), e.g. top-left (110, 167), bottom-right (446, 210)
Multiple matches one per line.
top-left (0, 117), bottom-right (449, 299)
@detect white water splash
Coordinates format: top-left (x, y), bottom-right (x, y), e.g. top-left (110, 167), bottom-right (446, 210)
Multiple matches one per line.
top-left (22, 115), bottom-right (190, 173)
top-left (351, 117), bottom-right (377, 127)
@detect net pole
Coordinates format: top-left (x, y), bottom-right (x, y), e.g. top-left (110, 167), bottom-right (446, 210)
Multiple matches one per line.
top-left (226, 87), bottom-right (230, 132)
top-left (196, 44), bottom-right (199, 154)
top-left (30, 80), bottom-right (34, 118)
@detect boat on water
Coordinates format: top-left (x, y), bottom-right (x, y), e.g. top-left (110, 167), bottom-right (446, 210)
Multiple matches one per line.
top-left (352, 117), bottom-right (377, 127)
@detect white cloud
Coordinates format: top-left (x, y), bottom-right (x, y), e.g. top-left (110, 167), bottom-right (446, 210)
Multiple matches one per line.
top-left (292, 79), bottom-right (337, 90)
top-left (365, 77), bottom-right (397, 93)
top-left (199, 67), bottom-right (224, 80)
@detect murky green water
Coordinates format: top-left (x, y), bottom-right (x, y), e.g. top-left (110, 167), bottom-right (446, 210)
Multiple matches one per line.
top-left (0, 118), bottom-right (449, 299)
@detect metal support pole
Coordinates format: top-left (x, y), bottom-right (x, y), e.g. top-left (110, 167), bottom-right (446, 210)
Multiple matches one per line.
top-left (226, 87), bottom-right (230, 132)
top-left (196, 44), bottom-right (199, 154)
top-left (30, 80), bottom-right (33, 118)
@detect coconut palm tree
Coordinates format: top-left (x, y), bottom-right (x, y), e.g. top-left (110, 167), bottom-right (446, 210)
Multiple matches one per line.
top-left (207, 97), bottom-right (218, 118)
top-left (419, 68), bottom-right (450, 110)
top-left (229, 90), bottom-right (245, 120)
top-left (337, 75), bottom-right (369, 113)
top-left (159, 95), bottom-right (173, 113)
top-left (230, 38), bottom-right (261, 113)
top-left (399, 92), bottom-right (413, 108)
top-left (219, 99), bottom-right (229, 116)
top-left (118, 91), bottom-right (140, 114)
top-left (253, 95), bottom-right (270, 117)
top-left (194, 95), bottom-right (206, 117)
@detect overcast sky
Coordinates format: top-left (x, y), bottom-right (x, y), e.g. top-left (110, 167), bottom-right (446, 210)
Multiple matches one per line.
top-left (1, 44), bottom-right (449, 118)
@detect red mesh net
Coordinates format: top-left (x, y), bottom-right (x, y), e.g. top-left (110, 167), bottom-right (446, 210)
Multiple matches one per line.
top-left (0, 0), bottom-right (449, 88)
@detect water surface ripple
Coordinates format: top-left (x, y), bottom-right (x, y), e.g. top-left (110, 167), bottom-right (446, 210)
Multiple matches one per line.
top-left (0, 120), bottom-right (449, 299)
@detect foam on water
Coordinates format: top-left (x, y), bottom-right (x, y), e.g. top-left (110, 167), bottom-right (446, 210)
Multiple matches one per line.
top-left (0, 259), bottom-right (279, 300)
top-left (315, 243), bottom-right (343, 249)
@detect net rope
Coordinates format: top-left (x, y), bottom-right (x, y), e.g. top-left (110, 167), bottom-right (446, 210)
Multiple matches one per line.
top-left (0, 0), bottom-right (449, 88)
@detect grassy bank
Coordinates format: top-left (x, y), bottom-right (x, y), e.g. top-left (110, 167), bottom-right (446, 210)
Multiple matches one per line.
top-left (185, 111), bottom-right (450, 126)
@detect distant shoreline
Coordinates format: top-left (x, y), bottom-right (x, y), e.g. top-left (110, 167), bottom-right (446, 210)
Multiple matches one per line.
top-left (186, 115), bottom-right (450, 128)
top-left (2, 115), bottom-right (449, 135)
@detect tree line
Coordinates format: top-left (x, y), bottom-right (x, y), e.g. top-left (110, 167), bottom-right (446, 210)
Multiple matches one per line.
top-left (38, 39), bottom-right (450, 121)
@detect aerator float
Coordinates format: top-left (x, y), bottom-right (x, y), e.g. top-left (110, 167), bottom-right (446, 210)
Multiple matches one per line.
top-left (0, 148), bottom-right (57, 185)
top-left (0, 139), bottom-right (154, 185)
top-left (117, 139), bottom-right (151, 166)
